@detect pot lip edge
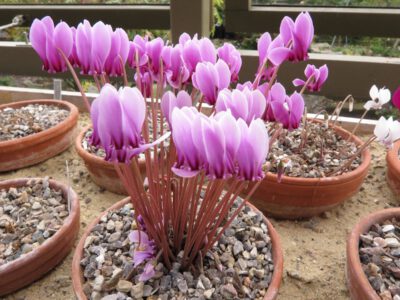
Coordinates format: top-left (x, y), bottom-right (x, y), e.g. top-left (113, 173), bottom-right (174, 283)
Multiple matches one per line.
top-left (0, 177), bottom-right (80, 273)
top-left (346, 207), bottom-right (400, 300)
top-left (386, 140), bottom-right (400, 171)
top-left (0, 99), bottom-right (79, 148)
top-left (71, 197), bottom-right (283, 300)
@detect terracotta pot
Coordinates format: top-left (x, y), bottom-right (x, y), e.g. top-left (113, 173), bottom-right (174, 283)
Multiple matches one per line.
top-left (75, 125), bottom-right (146, 195)
top-left (386, 140), bottom-right (400, 195)
top-left (346, 208), bottom-right (400, 300)
top-left (0, 178), bottom-right (80, 296)
top-left (0, 99), bottom-right (79, 172)
top-left (246, 122), bottom-right (371, 219)
top-left (72, 198), bottom-right (284, 300)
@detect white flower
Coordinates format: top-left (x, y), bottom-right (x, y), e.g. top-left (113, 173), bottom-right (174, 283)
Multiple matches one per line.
top-left (364, 85), bottom-right (391, 110)
top-left (374, 116), bottom-right (400, 148)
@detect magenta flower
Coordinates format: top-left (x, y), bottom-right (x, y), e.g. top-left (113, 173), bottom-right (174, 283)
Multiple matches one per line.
top-left (279, 12), bottom-right (314, 62)
top-left (293, 64), bottom-right (329, 92)
top-left (192, 60), bottom-right (231, 105)
top-left (161, 91), bottom-right (192, 126)
top-left (146, 37), bottom-right (165, 79)
top-left (91, 84), bottom-right (169, 163)
top-left (180, 33), bottom-right (217, 74)
top-left (171, 108), bottom-right (269, 181)
top-left (29, 16), bottom-right (73, 73)
top-left (259, 82), bottom-right (286, 122)
top-left (215, 88), bottom-right (266, 124)
top-left (75, 20), bottom-right (112, 75)
top-left (271, 91), bottom-right (305, 130)
top-left (104, 28), bottom-right (130, 77)
top-left (393, 86), bottom-right (400, 110)
top-left (217, 43), bottom-right (242, 82)
top-left (236, 118), bottom-right (269, 181)
top-left (161, 45), bottom-right (190, 88)
top-left (127, 35), bottom-right (149, 69)
top-left (258, 32), bottom-right (291, 68)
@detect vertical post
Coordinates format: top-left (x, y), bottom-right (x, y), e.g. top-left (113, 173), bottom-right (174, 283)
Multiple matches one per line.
top-left (170, 0), bottom-right (212, 44)
top-left (53, 79), bottom-right (62, 100)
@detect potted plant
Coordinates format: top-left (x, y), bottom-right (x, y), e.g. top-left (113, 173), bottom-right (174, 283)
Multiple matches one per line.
top-left (386, 87), bottom-right (400, 195)
top-left (0, 99), bottom-right (78, 172)
top-left (347, 208), bottom-right (400, 300)
top-left (0, 177), bottom-right (80, 296)
top-left (29, 16), bottom-right (287, 299)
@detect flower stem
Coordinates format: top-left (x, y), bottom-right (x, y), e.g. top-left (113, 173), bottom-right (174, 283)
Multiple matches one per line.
top-left (57, 48), bottom-right (91, 112)
top-left (349, 109), bottom-right (368, 141)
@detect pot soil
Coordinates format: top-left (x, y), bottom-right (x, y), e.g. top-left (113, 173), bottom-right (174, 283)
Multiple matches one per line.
top-left (346, 208), bottom-right (400, 300)
top-left (0, 177), bottom-right (80, 296)
top-left (0, 100), bottom-right (79, 172)
top-left (72, 197), bottom-right (283, 300)
top-left (247, 121), bottom-right (371, 219)
top-left (386, 141), bottom-right (400, 195)
top-left (75, 125), bottom-right (146, 195)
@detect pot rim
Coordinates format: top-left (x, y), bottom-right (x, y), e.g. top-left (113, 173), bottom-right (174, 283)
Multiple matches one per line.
top-left (72, 198), bottom-right (283, 300)
top-left (386, 140), bottom-right (400, 174)
top-left (0, 177), bottom-right (80, 273)
top-left (346, 207), bottom-right (400, 300)
top-left (266, 120), bottom-right (371, 186)
top-left (0, 99), bottom-right (79, 148)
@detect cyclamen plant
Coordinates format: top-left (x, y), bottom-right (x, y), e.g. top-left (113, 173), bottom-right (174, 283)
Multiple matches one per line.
top-left (30, 12), bottom-right (368, 279)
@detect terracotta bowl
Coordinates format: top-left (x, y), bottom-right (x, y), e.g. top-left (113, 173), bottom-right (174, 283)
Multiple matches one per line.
top-left (71, 198), bottom-right (283, 300)
top-left (75, 125), bottom-right (145, 195)
top-left (246, 122), bottom-right (371, 219)
top-left (0, 178), bottom-right (80, 296)
top-left (0, 99), bottom-right (79, 172)
top-left (386, 140), bottom-right (400, 195)
top-left (346, 208), bottom-right (400, 300)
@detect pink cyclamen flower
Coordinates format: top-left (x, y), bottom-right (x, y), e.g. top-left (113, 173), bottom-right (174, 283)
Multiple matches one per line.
top-left (91, 84), bottom-right (170, 163)
top-left (217, 43), bottom-right (242, 82)
top-left (68, 26), bottom-right (80, 67)
top-left (293, 64), bottom-right (328, 92)
top-left (161, 91), bottom-right (192, 126)
top-left (374, 117), bottom-right (400, 148)
top-left (134, 71), bottom-right (152, 98)
top-left (258, 32), bottom-right (291, 68)
top-left (259, 82), bottom-right (286, 122)
top-left (192, 60), bottom-right (231, 105)
top-left (75, 20), bottom-right (112, 75)
top-left (29, 16), bottom-right (73, 73)
top-left (280, 12), bottom-right (314, 62)
top-left (161, 45), bottom-right (190, 88)
top-left (104, 28), bottom-right (130, 77)
top-left (146, 37), bottom-right (165, 79)
top-left (271, 91), bottom-right (305, 130)
top-left (171, 108), bottom-right (269, 181)
top-left (215, 88), bottom-right (266, 124)
top-left (127, 35), bottom-right (149, 69)
top-left (180, 33), bottom-right (217, 74)
top-left (236, 118), bottom-right (269, 181)
top-left (393, 86), bottom-right (400, 110)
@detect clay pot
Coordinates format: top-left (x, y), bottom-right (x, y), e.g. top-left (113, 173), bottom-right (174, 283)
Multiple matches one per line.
top-left (0, 99), bottom-right (79, 172)
top-left (71, 198), bottom-right (283, 300)
top-left (0, 178), bottom-right (80, 296)
top-left (247, 122), bottom-right (371, 219)
top-left (386, 140), bottom-right (400, 195)
top-left (75, 125), bottom-right (145, 195)
top-left (346, 208), bottom-right (400, 300)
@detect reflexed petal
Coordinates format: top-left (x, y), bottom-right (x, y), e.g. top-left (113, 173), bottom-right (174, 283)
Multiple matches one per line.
top-left (379, 88), bottom-right (391, 105)
top-left (30, 19), bottom-right (48, 63)
top-left (280, 16), bottom-right (294, 45)
top-left (215, 59), bottom-right (231, 90)
top-left (199, 38), bottom-right (216, 63)
top-left (363, 100), bottom-right (375, 111)
top-left (257, 32), bottom-right (271, 65)
top-left (369, 85), bottom-right (379, 100)
top-left (129, 230), bottom-right (150, 244)
top-left (293, 79), bottom-right (305, 87)
top-left (268, 46), bottom-right (291, 66)
top-left (53, 21), bottom-right (73, 57)
top-left (139, 262), bottom-right (156, 282)
top-left (171, 167), bottom-right (200, 178)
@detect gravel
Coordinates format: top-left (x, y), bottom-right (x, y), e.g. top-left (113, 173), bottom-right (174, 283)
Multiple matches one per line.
top-left (360, 218), bottom-right (400, 299)
top-left (81, 199), bottom-right (274, 299)
top-left (0, 104), bottom-right (69, 141)
top-left (268, 121), bottom-right (362, 178)
top-left (0, 177), bottom-right (69, 266)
